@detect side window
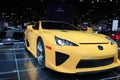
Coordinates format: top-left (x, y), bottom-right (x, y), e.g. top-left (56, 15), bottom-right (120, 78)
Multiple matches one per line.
top-left (33, 22), bottom-right (39, 30)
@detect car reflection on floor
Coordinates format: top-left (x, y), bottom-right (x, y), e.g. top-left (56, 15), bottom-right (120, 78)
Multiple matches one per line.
top-left (0, 42), bottom-right (120, 80)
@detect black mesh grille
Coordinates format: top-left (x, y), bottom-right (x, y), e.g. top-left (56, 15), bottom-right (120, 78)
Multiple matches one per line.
top-left (76, 57), bottom-right (114, 68)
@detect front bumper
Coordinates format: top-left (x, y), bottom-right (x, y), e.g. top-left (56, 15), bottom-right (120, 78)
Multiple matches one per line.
top-left (45, 44), bottom-right (120, 73)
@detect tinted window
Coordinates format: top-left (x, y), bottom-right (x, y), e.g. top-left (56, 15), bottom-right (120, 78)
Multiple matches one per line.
top-left (33, 22), bottom-right (39, 30)
top-left (42, 22), bottom-right (78, 30)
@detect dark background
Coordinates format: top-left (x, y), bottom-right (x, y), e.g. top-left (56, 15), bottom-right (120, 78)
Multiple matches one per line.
top-left (0, 0), bottom-right (120, 25)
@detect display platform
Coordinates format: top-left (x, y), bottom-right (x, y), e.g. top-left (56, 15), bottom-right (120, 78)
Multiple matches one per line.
top-left (0, 42), bottom-right (120, 80)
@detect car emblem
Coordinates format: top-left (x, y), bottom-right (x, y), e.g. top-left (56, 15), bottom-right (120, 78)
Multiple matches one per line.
top-left (98, 45), bottom-right (103, 50)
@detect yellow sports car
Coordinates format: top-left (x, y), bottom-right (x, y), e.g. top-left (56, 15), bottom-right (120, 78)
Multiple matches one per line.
top-left (24, 20), bottom-right (120, 73)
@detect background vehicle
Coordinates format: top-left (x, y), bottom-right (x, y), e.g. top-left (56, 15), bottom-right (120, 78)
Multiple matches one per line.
top-left (0, 26), bottom-right (24, 45)
top-left (108, 31), bottom-right (120, 47)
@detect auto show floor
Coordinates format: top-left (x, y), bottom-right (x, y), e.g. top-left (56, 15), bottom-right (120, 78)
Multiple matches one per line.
top-left (0, 42), bottom-right (120, 80)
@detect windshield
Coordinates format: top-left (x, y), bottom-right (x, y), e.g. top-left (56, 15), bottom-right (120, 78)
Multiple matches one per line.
top-left (41, 22), bottom-right (79, 30)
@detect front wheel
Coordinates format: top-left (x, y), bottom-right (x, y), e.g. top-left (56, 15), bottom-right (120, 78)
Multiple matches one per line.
top-left (37, 38), bottom-right (45, 68)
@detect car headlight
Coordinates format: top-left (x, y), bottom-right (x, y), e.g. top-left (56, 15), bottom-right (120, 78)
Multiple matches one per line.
top-left (55, 37), bottom-right (78, 46)
top-left (106, 37), bottom-right (116, 45)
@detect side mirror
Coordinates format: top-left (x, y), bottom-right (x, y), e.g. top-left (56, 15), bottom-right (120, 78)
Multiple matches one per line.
top-left (87, 27), bottom-right (93, 33)
top-left (27, 25), bottom-right (33, 30)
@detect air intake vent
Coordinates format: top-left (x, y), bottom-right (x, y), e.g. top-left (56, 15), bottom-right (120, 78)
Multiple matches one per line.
top-left (56, 51), bottom-right (69, 66)
top-left (76, 57), bottom-right (114, 68)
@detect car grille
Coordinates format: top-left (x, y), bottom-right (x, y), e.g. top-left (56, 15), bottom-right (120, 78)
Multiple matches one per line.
top-left (76, 57), bottom-right (114, 68)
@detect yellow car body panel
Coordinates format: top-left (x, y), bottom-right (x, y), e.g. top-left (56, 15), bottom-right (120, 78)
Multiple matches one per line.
top-left (24, 20), bottom-right (120, 73)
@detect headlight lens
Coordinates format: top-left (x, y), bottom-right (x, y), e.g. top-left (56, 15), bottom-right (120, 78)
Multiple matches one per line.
top-left (106, 37), bottom-right (116, 45)
top-left (55, 37), bottom-right (78, 46)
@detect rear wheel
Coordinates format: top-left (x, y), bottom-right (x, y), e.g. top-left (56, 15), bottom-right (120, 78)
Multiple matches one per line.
top-left (37, 38), bottom-right (45, 68)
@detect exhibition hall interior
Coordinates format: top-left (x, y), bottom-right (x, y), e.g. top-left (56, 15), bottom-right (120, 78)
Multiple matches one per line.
top-left (0, 0), bottom-right (120, 80)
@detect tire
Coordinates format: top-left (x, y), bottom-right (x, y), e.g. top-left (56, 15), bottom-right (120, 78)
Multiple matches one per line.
top-left (37, 38), bottom-right (45, 68)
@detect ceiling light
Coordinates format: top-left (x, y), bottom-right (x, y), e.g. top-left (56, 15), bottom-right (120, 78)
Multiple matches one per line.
top-left (92, 1), bottom-right (94, 3)
top-left (110, 0), bottom-right (112, 2)
top-left (97, 0), bottom-right (99, 2)
top-left (79, 0), bottom-right (82, 2)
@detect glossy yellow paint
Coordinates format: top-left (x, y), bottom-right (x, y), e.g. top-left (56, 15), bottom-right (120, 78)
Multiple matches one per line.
top-left (24, 20), bottom-right (120, 73)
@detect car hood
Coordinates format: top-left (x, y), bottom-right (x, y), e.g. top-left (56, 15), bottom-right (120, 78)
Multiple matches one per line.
top-left (43, 30), bottom-right (109, 43)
